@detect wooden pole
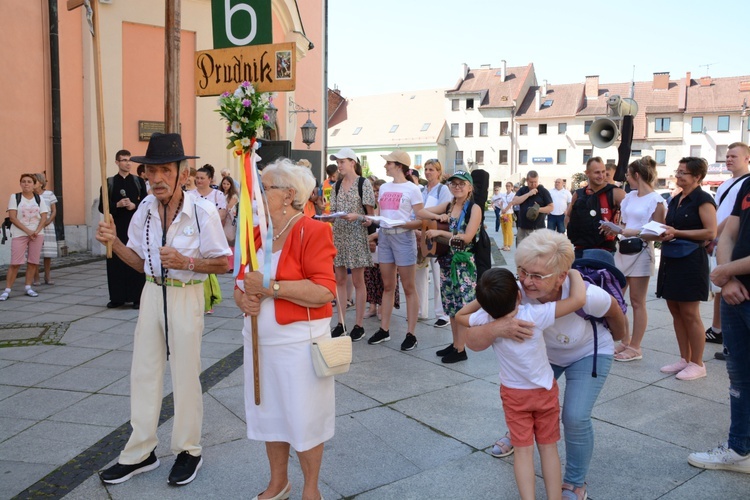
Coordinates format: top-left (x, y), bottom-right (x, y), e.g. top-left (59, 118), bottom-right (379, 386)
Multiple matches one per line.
top-left (165, 0), bottom-right (180, 133)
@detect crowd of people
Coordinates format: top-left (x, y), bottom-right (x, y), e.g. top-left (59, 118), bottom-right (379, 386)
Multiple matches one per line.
top-left (6, 131), bottom-right (745, 499)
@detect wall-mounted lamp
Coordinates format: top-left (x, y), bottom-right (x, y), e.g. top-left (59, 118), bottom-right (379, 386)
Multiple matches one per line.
top-left (289, 97), bottom-right (317, 148)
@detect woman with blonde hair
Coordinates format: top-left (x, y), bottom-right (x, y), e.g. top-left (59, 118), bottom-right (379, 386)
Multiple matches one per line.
top-left (33, 173), bottom-right (58, 285)
top-left (235, 158), bottom-right (336, 500)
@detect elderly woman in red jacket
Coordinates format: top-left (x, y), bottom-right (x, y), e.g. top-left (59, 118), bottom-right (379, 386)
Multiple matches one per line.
top-left (234, 158), bottom-right (336, 500)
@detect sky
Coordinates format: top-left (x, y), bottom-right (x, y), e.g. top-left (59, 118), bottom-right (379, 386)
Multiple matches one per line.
top-left (327, 0), bottom-right (750, 97)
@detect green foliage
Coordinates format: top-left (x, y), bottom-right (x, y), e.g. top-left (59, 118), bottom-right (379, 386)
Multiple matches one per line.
top-left (215, 82), bottom-right (273, 153)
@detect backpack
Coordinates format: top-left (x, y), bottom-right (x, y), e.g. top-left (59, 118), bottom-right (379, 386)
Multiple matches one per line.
top-left (567, 185), bottom-right (619, 251)
top-left (335, 176), bottom-right (376, 235)
top-left (462, 199), bottom-right (491, 279)
top-left (2, 193), bottom-right (42, 245)
top-left (571, 260), bottom-right (628, 377)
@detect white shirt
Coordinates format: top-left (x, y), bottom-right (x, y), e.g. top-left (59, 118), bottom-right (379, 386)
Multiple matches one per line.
top-left (521, 277), bottom-right (614, 367)
top-left (189, 188), bottom-right (227, 210)
top-left (8, 193), bottom-right (49, 237)
top-left (127, 191), bottom-right (232, 282)
top-left (619, 191), bottom-right (667, 230)
top-left (549, 187), bottom-right (572, 216)
top-left (715, 174), bottom-right (749, 225)
top-left (470, 302), bottom-right (556, 390)
top-left (378, 181), bottom-right (424, 222)
top-left (423, 183), bottom-right (452, 209)
top-left (500, 191), bottom-right (515, 214)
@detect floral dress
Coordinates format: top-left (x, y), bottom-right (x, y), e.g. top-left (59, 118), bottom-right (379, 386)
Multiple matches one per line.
top-left (437, 202), bottom-right (477, 316)
top-left (331, 178), bottom-right (375, 269)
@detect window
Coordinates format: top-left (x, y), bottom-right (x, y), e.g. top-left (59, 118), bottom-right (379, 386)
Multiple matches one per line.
top-left (361, 155), bottom-right (368, 167)
top-left (583, 149), bottom-right (592, 164)
top-left (353, 127), bottom-right (362, 135)
top-left (690, 145), bottom-right (701, 157)
top-left (718, 115), bottom-right (730, 132)
top-left (558, 123), bottom-right (567, 134)
top-left (476, 150), bottom-right (484, 164)
top-left (331, 128), bottom-right (340, 136)
top-left (452, 99), bottom-right (459, 111)
top-left (539, 124), bottom-right (548, 135)
top-left (691, 116), bottom-right (703, 133)
top-left (415, 154), bottom-right (422, 167)
top-left (421, 123), bottom-right (430, 131)
top-left (519, 124), bottom-right (528, 135)
top-left (465, 123), bottom-right (473, 137)
top-left (557, 149), bottom-right (567, 164)
top-left (389, 124), bottom-right (398, 133)
top-left (584, 121), bottom-right (593, 133)
top-left (655, 117), bottom-right (671, 132)
top-left (466, 98), bottom-right (474, 110)
top-left (499, 150), bottom-right (508, 164)
top-left (479, 122), bottom-right (488, 136)
top-left (450, 123), bottom-right (459, 137)
top-left (655, 149), bottom-right (666, 165)
top-left (455, 150), bottom-right (464, 166)
top-left (500, 121), bottom-right (509, 135)
top-left (631, 150), bottom-right (642, 157)
top-left (519, 150), bottom-right (528, 164)
top-left (717, 145), bottom-right (728, 162)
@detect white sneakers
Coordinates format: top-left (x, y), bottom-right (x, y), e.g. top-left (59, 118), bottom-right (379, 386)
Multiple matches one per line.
top-left (688, 443), bottom-right (750, 473)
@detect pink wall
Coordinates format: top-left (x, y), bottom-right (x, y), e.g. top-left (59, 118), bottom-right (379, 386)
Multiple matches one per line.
top-left (122, 23), bottom-right (197, 162)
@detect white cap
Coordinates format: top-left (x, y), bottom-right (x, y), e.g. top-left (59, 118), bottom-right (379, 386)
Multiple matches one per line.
top-left (330, 147), bottom-right (358, 161)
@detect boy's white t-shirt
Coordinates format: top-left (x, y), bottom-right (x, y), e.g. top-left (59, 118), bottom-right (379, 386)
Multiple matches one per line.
top-left (521, 277), bottom-right (615, 367)
top-left (470, 302), bottom-right (556, 390)
top-left (377, 182), bottom-right (424, 222)
top-left (7, 194), bottom-right (49, 237)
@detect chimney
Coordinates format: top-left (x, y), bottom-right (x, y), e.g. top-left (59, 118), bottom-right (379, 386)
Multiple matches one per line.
top-left (542, 79), bottom-right (548, 96)
top-left (535, 89), bottom-right (541, 112)
top-left (740, 81), bottom-right (750, 92)
top-left (653, 72), bottom-right (669, 90)
top-left (462, 63), bottom-right (469, 80)
top-left (686, 72), bottom-right (692, 85)
top-left (500, 60), bottom-right (506, 82)
top-left (585, 75), bottom-right (599, 99)
top-left (700, 76), bottom-right (713, 87)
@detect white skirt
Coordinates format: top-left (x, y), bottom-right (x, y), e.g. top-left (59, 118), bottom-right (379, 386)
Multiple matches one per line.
top-left (614, 242), bottom-right (656, 278)
top-left (242, 327), bottom-right (335, 452)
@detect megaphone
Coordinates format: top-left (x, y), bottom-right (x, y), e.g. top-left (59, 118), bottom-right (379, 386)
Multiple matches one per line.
top-left (589, 118), bottom-right (619, 148)
top-left (608, 95), bottom-right (639, 117)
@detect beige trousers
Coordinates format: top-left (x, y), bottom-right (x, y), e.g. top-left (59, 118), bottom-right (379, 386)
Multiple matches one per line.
top-left (119, 281), bottom-right (205, 464)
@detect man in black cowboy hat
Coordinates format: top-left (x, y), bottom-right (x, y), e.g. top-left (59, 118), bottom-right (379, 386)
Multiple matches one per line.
top-left (95, 133), bottom-right (230, 486)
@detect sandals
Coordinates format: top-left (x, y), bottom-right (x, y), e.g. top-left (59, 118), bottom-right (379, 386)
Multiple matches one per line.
top-left (562, 482), bottom-right (587, 500)
top-left (44, 279), bottom-right (55, 286)
top-left (614, 345), bottom-right (642, 362)
top-left (490, 432), bottom-right (514, 458)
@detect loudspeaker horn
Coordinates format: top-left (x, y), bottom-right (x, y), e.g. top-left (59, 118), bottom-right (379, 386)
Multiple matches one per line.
top-left (588, 118), bottom-right (619, 148)
top-left (620, 98), bottom-right (638, 116)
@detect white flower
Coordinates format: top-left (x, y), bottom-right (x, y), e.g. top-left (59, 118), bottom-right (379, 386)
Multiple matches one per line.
top-left (240, 117), bottom-right (249, 123)
top-left (240, 137), bottom-right (252, 148)
top-left (233, 87), bottom-right (244, 99)
top-left (231, 121), bottom-right (242, 133)
top-left (245, 85), bottom-right (255, 95)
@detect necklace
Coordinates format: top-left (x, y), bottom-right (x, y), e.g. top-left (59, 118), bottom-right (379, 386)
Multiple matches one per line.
top-left (273, 212), bottom-right (302, 241)
top-left (145, 196), bottom-right (183, 278)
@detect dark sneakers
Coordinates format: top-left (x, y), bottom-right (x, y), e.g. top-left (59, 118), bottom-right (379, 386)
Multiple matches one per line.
top-left (436, 344), bottom-right (456, 357)
top-left (331, 323), bottom-right (346, 338)
top-left (99, 450), bottom-right (160, 484)
top-left (168, 451), bottom-right (203, 486)
top-left (368, 328), bottom-right (390, 344)
top-left (401, 333), bottom-right (418, 351)
top-left (705, 327), bottom-right (723, 344)
top-left (350, 325), bottom-right (366, 342)
top-left (442, 349), bottom-right (468, 364)
top-left (434, 318), bottom-right (449, 328)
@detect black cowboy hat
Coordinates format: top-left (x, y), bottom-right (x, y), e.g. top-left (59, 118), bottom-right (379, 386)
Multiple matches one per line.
top-left (130, 133), bottom-right (199, 165)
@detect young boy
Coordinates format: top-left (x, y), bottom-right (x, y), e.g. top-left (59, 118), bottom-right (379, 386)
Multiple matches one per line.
top-left (458, 267), bottom-right (586, 500)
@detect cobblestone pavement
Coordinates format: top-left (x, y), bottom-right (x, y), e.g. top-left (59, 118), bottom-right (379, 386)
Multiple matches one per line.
top-left (0, 219), bottom-right (748, 499)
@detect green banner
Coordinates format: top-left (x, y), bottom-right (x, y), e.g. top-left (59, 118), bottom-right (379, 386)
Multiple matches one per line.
top-left (212, 0), bottom-right (272, 48)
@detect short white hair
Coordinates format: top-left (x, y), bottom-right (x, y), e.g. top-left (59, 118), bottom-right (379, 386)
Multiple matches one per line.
top-left (516, 229), bottom-right (574, 274)
top-left (261, 158), bottom-right (316, 211)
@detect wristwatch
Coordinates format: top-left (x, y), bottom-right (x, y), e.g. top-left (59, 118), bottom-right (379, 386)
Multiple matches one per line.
top-left (272, 280), bottom-right (280, 299)
top-left (187, 257), bottom-right (195, 271)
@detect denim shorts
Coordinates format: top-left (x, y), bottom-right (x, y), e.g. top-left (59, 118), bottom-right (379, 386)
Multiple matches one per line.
top-left (378, 230), bottom-right (416, 266)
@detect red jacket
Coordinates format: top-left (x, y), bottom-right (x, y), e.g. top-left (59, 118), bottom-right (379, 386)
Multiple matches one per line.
top-left (248, 216), bottom-right (336, 324)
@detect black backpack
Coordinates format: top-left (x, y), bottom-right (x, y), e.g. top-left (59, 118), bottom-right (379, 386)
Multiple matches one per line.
top-left (2, 193), bottom-right (42, 245)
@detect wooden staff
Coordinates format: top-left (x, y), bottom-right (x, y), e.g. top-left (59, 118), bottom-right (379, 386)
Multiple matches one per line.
top-left (68, 0), bottom-right (111, 257)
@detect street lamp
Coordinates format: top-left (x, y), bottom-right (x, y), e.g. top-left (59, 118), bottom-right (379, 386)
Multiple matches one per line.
top-left (288, 97), bottom-right (318, 149)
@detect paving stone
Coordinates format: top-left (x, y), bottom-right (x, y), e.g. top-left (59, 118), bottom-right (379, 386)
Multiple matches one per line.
top-left (49, 394), bottom-right (131, 427)
top-left (0, 387), bottom-right (88, 420)
top-left (26, 345), bottom-right (109, 366)
top-left (0, 361), bottom-right (71, 387)
top-left (0, 416), bottom-right (36, 442)
top-left (35, 366), bottom-right (128, 392)
top-left (0, 460), bottom-right (57, 500)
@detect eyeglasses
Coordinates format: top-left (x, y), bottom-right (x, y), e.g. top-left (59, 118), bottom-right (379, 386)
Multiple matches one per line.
top-left (674, 169), bottom-right (692, 177)
top-left (449, 181), bottom-right (469, 189)
top-left (516, 267), bottom-right (556, 283)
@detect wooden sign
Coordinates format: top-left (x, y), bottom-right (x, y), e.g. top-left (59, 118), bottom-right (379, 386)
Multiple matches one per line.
top-left (195, 42), bottom-right (295, 96)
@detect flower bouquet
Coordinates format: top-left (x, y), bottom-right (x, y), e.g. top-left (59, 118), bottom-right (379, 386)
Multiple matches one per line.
top-left (215, 81), bottom-right (274, 154)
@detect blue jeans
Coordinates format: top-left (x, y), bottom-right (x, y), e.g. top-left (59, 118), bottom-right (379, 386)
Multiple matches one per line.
top-left (547, 214), bottom-right (565, 233)
top-left (721, 299), bottom-right (750, 456)
top-left (552, 355), bottom-right (613, 487)
top-left (493, 207), bottom-right (502, 232)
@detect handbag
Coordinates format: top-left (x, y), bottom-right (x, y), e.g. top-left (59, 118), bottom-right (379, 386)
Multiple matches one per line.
top-left (660, 239), bottom-right (700, 258)
top-left (308, 297), bottom-right (351, 378)
top-left (618, 237), bottom-right (645, 255)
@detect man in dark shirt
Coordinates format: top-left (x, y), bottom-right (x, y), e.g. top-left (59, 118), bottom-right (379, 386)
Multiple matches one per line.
top-left (98, 149), bottom-right (148, 309)
top-left (688, 177), bottom-right (750, 473)
top-left (508, 170), bottom-right (553, 245)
